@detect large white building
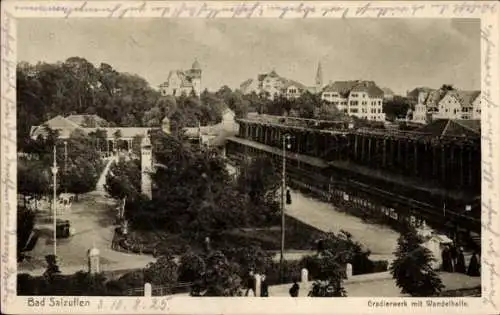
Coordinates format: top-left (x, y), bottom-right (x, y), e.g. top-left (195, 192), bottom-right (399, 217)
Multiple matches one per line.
top-left (159, 59), bottom-right (202, 97)
top-left (411, 88), bottom-right (481, 124)
top-left (321, 80), bottom-right (386, 122)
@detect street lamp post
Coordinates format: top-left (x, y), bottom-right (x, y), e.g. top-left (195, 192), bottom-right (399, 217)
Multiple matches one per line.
top-left (51, 145), bottom-right (58, 256)
top-left (64, 141), bottom-right (68, 193)
top-left (280, 133), bottom-right (292, 282)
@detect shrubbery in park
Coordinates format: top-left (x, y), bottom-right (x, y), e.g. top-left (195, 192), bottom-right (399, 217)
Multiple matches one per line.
top-left (390, 223), bottom-right (444, 297)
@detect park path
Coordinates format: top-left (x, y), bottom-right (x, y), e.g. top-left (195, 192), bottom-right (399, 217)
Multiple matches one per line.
top-left (18, 156), bottom-right (156, 276)
top-left (269, 271), bottom-right (480, 297)
top-left (285, 189), bottom-right (399, 257)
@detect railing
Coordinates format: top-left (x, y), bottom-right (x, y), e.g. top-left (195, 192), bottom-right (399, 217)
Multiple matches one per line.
top-left (126, 282), bottom-right (194, 296)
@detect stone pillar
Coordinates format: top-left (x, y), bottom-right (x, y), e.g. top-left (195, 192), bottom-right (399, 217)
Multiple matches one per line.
top-left (301, 268), bottom-right (309, 283)
top-left (346, 263), bottom-right (353, 279)
top-left (254, 274), bottom-right (262, 297)
top-left (88, 246), bottom-right (100, 274)
top-left (144, 282), bottom-right (152, 297)
top-left (141, 134), bottom-right (153, 199)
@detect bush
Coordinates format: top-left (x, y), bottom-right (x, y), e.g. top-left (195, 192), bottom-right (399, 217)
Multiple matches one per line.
top-left (18, 272), bottom-right (109, 296)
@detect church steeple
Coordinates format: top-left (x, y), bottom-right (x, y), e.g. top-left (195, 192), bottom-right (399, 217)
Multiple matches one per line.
top-left (315, 62), bottom-right (323, 89)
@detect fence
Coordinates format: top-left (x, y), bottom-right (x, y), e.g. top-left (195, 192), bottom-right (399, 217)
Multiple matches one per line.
top-left (126, 282), bottom-right (194, 296)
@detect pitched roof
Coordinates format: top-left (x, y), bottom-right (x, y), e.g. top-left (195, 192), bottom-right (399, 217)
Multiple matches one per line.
top-left (66, 114), bottom-right (108, 127)
top-left (322, 80), bottom-right (384, 98)
top-left (162, 70), bottom-right (194, 88)
top-left (351, 81), bottom-right (384, 97)
top-left (30, 115), bottom-right (81, 139)
top-left (240, 78), bottom-right (254, 90)
top-left (447, 90), bottom-right (481, 108)
top-left (282, 79), bottom-right (307, 90)
top-left (407, 87), bottom-right (433, 99)
top-left (424, 89), bottom-right (447, 107)
top-left (322, 81), bottom-right (359, 96)
top-left (258, 70), bottom-right (280, 82)
top-left (417, 119), bottom-right (480, 138)
top-left (85, 127), bottom-right (152, 139)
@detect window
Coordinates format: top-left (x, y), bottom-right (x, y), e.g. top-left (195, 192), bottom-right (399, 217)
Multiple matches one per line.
top-left (350, 108), bottom-right (358, 113)
top-left (378, 101), bottom-right (381, 105)
top-left (350, 100), bottom-right (358, 106)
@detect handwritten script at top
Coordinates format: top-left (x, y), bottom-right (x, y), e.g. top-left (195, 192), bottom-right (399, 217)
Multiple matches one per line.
top-left (481, 24), bottom-right (499, 311)
top-left (1, 8), bottom-right (17, 306)
top-left (11, 1), bottom-right (498, 18)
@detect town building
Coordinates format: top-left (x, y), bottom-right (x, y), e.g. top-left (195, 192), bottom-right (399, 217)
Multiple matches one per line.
top-left (321, 80), bottom-right (386, 122)
top-left (178, 108), bottom-right (238, 147)
top-left (158, 59), bottom-right (202, 97)
top-left (411, 87), bottom-right (481, 124)
top-left (239, 63), bottom-right (323, 100)
top-left (30, 114), bottom-right (152, 155)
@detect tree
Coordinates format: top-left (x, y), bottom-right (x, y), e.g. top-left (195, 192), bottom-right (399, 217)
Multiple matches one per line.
top-left (104, 158), bottom-right (141, 201)
top-left (199, 251), bottom-right (242, 296)
top-left (17, 206), bottom-right (37, 262)
top-left (59, 130), bottom-right (103, 198)
top-left (17, 160), bottom-right (52, 207)
top-left (383, 96), bottom-right (410, 121)
top-left (222, 245), bottom-right (274, 277)
top-left (178, 252), bottom-right (206, 283)
top-left (390, 223), bottom-right (444, 297)
top-left (143, 253), bottom-right (179, 290)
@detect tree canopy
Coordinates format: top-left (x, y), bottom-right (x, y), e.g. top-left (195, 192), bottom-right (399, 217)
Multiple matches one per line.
top-left (18, 127), bottom-right (104, 201)
top-left (17, 58), bottom-right (228, 151)
top-left (390, 223), bottom-right (444, 297)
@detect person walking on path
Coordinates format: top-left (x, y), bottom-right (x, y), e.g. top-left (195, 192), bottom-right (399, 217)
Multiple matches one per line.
top-left (289, 279), bottom-right (300, 297)
top-left (441, 245), bottom-right (453, 272)
top-left (245, 269), bottom-right (256, 296)
top-left (467, 252), bottom-right (480, 277)
top-left (455, 247), bottom-right (466, 274)
top-left (450, 244), bottom-right (458, 270)
top-left (260, 274), bottom-right (269, 297)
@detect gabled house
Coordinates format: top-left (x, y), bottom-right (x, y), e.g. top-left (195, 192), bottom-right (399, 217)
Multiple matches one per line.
top-left (159, 59), bottom-right (202, 97)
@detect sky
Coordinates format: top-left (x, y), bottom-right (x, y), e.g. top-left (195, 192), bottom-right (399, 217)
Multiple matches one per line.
top-left (18, 18), bottom-right (480, 95)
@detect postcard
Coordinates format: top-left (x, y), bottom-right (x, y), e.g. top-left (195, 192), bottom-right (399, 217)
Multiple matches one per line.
top-left (1, 1), bottom-right (499, 314)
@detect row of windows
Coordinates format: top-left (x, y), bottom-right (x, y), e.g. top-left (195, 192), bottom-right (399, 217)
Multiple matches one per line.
top-left (349, 100), bottom-right (382, 106)
top-left (443, 108), bottom-right (480, 114)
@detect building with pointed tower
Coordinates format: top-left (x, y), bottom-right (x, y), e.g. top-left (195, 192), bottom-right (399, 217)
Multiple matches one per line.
top-left (159, 59), bottom-right (202, 97)
top-left (315, 62), bottom-right (323, 93)
top-left (141, 132), bottom-right (153, 199)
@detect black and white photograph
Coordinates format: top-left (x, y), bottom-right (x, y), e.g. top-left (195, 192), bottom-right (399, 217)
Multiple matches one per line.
top-left (1, 1), bottom-right (499, 314)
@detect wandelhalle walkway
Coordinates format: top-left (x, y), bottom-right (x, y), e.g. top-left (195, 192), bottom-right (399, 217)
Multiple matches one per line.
top-left (18, 157), bottom-right (156, 276)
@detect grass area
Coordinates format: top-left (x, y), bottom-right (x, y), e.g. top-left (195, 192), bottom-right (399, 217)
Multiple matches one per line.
top-left (118, 215), bottom-right (324, 255)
